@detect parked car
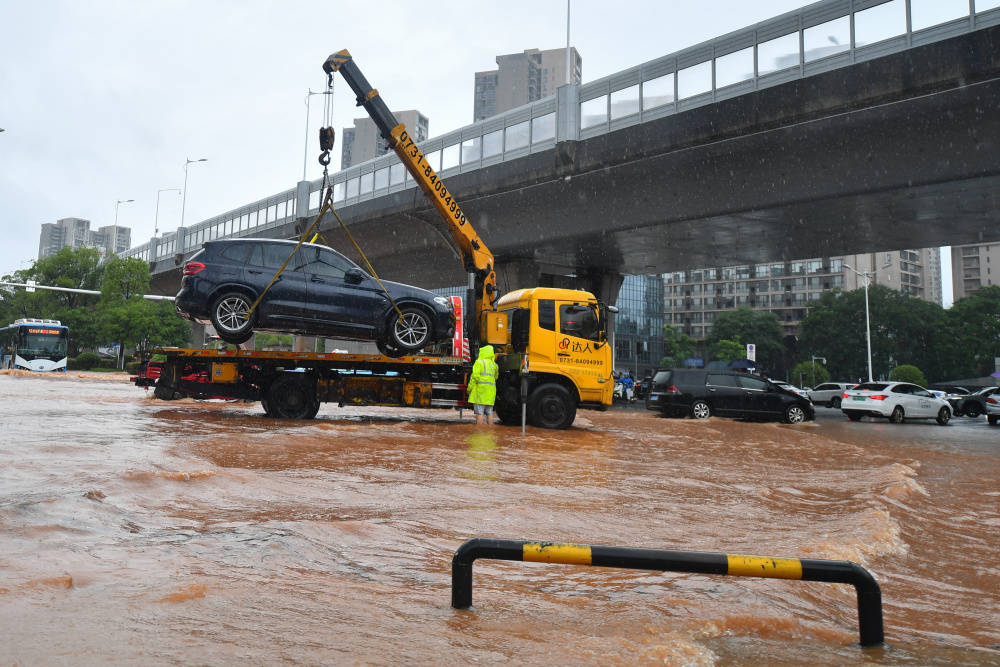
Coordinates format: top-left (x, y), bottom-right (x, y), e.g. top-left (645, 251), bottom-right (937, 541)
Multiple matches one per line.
top-left (175, 238), bottom-right (455, 355)
top-left (930, 385), bottom-right (972, 415)
top-left (806, 382), bottom-right (855, 408)
top-left (645, 369), bottom-right (814, 424)
top-left (957, 387), bottom-right (1000, 424)
top-left (772, 381), bottom-right (810, 400)
top-left (841, 382), bottom-right (951, 425)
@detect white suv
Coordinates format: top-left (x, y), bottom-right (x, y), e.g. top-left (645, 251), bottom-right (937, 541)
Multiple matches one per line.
top-left (807, 382), bottom-right (855, 408)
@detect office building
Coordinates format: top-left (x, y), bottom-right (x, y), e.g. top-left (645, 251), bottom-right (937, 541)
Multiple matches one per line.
top-left (951, 243), bottom-right (1000, 300)
top-left (664, 248), bottom-right (943, 340)
top-left (474, 47), bottom-right (582, 121)
top-left (38, 218), bottom-right (131, 260)
top-left (341, 110), bottom-right (429, 169)
top-left (613, 275), bottom-right (664, 377)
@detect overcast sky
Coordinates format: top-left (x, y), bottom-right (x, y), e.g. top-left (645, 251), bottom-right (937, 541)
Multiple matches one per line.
top-left (0, 0), bottom-right (953, 303)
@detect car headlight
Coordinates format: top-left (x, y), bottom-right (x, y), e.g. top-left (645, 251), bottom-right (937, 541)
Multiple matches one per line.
top-left (433, 296), bottom-right (450, 307)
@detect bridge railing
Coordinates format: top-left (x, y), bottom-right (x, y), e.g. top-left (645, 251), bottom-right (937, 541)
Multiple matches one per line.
top-left (127, 0), bottom-right (1000, 265)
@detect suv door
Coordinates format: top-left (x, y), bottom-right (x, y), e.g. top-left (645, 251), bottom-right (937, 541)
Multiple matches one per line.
top-left (705, 373), bottom-right (743, 415)
top-left (248, 243), bottom-right (308, 324)
top-left (300, 246), bottom-right (386, 336)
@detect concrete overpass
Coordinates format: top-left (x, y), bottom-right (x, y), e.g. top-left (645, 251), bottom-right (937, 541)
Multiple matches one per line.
top-left (134, 0), bottom-right (1000, 304)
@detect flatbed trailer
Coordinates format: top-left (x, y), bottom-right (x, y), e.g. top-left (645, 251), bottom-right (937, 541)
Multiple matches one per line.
top-left (142, 347), bottom-right (471, 419)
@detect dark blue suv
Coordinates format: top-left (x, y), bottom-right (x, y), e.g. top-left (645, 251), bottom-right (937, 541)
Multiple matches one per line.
top-left (175, 238), bottom-right (454, 355)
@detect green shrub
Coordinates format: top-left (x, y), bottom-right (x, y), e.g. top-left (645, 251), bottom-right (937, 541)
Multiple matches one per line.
top-left (791, 360), bottom-right (830, 388)
top-left (69, 352), bottom-right (101, 370)
top-left (889, 364), bottom-right (928, 387)
top-left (97, 358), bottom-right (117, 369)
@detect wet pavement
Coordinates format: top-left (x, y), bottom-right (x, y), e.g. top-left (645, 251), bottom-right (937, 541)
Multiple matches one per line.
top-left (1, 371), bottom-right (998, 665)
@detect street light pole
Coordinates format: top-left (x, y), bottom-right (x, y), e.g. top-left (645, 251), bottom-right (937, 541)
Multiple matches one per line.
top-left (811, 355), bottom-right (826, 387)
top-left (180, 158), bottom-right (208, 228)
top-left (303, 89), bottom-right (332, 180)
top-left (112, 198), bottom-right (134, 257)
top-left (844, 264), bottom-right (874, 382)
top-left (155, 188), bottom-right (181, 236)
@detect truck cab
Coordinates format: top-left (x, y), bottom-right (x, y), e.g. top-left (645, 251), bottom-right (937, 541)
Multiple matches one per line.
top-left (491, 288), bottom-right (614, 427)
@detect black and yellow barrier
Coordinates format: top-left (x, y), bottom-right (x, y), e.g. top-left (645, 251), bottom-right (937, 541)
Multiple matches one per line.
top-left (451, 538), bottom-right (884, 647)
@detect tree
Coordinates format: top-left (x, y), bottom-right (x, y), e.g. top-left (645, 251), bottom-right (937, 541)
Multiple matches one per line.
top-left (889, 364), bottom-right (928, 386)
top-left (940, 286), bottom-right (1000, 379)
top-left (791, 360), bottom-right (830, 388)
top-left (707, 308), bottom-right (783, 370)
top-left (798, 285), bottom-right (946, 382)
top-left (99, 257), bottom-right (188, 367)
top-left (712, 338), bottom-right (745, 363)
top-left (661, 324), bottom-right (696, 367)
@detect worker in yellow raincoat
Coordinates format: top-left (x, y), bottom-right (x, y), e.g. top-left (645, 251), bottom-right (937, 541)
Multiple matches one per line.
top-left (466, 345), bottom-right (498, 425)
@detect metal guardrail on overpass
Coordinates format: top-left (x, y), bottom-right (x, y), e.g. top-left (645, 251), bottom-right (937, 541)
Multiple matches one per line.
top-left (126, 0), bottom-right (1000, 266)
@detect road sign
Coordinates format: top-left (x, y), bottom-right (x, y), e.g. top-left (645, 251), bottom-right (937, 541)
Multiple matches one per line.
top-left (746, 343), bottom-right (756, 361)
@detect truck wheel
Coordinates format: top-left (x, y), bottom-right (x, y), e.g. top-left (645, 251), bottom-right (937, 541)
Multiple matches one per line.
top-left (494, 397), bottom-right (521, 426)
top-left (154, 385), bottom-right (182, 401)
top-left (527, 383), bottom-right (576, 429)
top-left (210, 292), bottom-right (255, 345)
top-left (267, 374), bottom-right (318, 419)
top-left (261, 398), bottom-right (276, 417)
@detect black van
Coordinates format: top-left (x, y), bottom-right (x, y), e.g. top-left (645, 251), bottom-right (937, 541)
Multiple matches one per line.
top-left (645, 369), bottom-right (814, 424)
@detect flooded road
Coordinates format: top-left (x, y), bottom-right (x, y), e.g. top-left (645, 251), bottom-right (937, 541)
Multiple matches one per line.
top-left (1, 371), bottom-right (998, 665)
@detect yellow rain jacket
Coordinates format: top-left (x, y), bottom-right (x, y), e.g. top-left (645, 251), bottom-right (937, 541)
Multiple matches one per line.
top-left (467, 345), bottom-right (498, 406)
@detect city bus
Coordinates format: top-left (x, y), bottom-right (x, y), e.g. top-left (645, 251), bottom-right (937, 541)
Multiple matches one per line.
top-left (0, 319), bottom-right (69, 371)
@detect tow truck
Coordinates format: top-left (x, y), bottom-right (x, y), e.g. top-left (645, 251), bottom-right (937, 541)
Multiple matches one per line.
top-left (140, 50), bottom-right (615, 428)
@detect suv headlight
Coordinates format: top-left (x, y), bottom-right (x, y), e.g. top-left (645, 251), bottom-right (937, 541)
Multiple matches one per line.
top-left (433, 296), bottom-right (450, 307)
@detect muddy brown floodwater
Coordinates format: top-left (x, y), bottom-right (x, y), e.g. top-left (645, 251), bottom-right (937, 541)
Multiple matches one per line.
top-left (1, 371), bottom-right (998, 665)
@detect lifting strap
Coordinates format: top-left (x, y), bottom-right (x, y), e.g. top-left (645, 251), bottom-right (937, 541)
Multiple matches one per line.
top-left (244, 76), bottom-right (404, 327)
top-left (243, 185), bottom-right (405, 324)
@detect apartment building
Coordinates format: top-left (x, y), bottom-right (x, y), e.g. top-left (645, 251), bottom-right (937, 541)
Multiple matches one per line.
top-left (340, 110), bottom-right (429, 169)
top-left (474, 47), bottom-right (582, 121)
top-left (951, 243), bottom-right (999, 300)
top-left (664, 248), bottom-right (943, 340)
top-left (38, 218), bottom-right (131, 260)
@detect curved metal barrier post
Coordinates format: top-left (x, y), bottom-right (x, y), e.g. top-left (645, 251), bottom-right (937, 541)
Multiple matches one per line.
top-left (451, 537), bottom-right (883, 647)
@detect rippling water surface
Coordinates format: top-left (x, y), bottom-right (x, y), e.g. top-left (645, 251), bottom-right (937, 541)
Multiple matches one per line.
top-left (1, 371), bottom-right (997, 664)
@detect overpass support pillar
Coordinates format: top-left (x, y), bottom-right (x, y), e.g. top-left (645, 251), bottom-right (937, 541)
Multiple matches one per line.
top-left (578, 270), bottom-right (624, 309)
top-left (294, 336), bottom-right (317, 353)
top-left (496, 259), bottom-right (542, 293)
top-left (190, 321), bottom-right (206, 348)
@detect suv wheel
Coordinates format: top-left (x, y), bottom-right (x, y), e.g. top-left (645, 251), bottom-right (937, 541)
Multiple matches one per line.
top-left (386, 307), bottom-right (432, 352)
top-left (830, 396), bottom-right (841, 409)
top-left (784, 405), bottom-right (806, 424)
top-left (211, 292), bottom-right (255, 345)
top-left (690, 400), bottom-right (711, 419)
top-left (963, 403), bottom-right (981, 418)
